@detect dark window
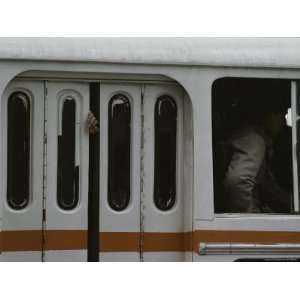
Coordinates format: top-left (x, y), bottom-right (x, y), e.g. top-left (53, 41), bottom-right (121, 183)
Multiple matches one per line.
top-left (7, 92), bottom-right (30, 209)
top-left (154, 95), bottom-right (177, 211)
top-left (212, 78), bottom-right (293, 214)
top-left (57, 97), bottom-right (79, 210)
top-left (108, 94), bottom-right (131, 211)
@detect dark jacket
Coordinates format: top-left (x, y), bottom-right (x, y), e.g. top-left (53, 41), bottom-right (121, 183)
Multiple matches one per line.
top-left (223, 127), bottom-right (291, 213)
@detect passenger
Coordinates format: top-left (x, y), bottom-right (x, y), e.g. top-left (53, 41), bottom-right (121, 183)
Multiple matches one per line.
top-left (223, 101), bottom-right (291, 213)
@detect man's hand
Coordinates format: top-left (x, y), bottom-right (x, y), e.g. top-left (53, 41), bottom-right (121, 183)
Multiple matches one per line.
top-left (86, 111), bottom-right (99, 135)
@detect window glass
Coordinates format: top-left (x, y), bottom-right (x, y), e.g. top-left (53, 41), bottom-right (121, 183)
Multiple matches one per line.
top-left (108, 94), bottom-right (131, 211)
top-left (212, 78), bottom-right (293, 214)
top-left (57, 97), bottom-right (79, 210)
top-left (154, 95), bottom-right (177, 211)
top-left (7, 92), bottom-right (30, 209)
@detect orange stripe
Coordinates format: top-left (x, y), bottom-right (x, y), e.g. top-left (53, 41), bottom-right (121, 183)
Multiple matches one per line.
top-left (99, 232), bottom-right (189, 252)
top-left (99, 232), bottom-right (140, 252)
top-left (143, 232), bottom-right (186, 252)
top-left (1, 230), bottom-right (300, 252)
top-left (0, 230), bottom-right (42, 252)
top-left (44, 230), bottom-right (87, 250)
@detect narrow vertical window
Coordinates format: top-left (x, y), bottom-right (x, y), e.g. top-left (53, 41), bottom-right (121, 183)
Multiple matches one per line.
top-left (7, 92), bottom-right (30, 209)
top-left (57, 97), bottom-right (79, 210)
top-left (108, 94), bottom-right (131, 211)
top-left (154, 95), bottom-right (177, 211)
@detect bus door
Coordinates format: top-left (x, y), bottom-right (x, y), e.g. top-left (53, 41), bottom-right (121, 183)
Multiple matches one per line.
top-left (99, 82), bottom-right (185, 262)
top-left (0, 80), bottom-right (44, 261)
top-left (142, 84), bottom-right (185, 261)
top-left (99, 83), bottom-right (141, 261)
top-left (44, 82), bottom-right (89, 261)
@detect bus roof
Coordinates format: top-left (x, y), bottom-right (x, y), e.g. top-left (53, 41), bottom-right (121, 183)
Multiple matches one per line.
top-left (0, 37), bottom-right (300, 69)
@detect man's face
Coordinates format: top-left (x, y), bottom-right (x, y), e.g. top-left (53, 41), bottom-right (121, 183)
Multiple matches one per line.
top-left (264, 111), bottom-right (286, 139)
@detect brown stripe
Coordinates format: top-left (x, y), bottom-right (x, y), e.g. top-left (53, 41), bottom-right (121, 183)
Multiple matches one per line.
top-left (2, 230), bottom-right (300, 252)
top-left (99, 232), bottom-right (140, 252)
top-left (0, 230), bottom-right (42, 252)
top-left (143, 232), bottom-right (185, 252)
top-left (99, 232), bottom-right (190, 252)
top-left (44, 230), bottom-right (87, 250)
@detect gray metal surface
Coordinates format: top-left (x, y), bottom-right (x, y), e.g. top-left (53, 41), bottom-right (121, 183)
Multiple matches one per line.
top-left (199, 242), bottom-right (300, 255)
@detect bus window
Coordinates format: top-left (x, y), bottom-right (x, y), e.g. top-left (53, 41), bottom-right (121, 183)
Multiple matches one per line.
top-left (212, 78), bottom-right (294, 214)
top-left (108, 94), bottom-right (131, 211)
top-left (7, 92), bottom-right (30, 210)
top-left (57, 97), bottom-right (78, 210)
top-left (154, 95), bottom-right (177, 211)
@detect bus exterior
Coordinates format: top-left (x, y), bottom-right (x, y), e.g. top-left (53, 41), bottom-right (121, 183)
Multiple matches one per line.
top-left (0, 38), bottom-right (300, 262)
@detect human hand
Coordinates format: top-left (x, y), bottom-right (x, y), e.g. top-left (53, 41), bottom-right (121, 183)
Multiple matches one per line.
top-left (87, 111), bottom-right (99, 135)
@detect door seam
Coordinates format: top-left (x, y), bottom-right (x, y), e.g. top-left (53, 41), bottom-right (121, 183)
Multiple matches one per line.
top-left (41, 81), bottom-right (48, 262)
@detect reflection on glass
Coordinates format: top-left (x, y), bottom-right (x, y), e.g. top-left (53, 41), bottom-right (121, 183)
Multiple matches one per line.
top-left (154, 95), bottom-right (177, 211)
top-left (108, 94), bottom-right (131, 211)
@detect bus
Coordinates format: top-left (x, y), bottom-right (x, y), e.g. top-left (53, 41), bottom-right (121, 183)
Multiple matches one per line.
top-left (1, 37), bottom-right (300, 262)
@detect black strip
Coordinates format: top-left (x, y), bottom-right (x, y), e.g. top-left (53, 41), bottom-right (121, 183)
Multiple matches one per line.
top-left (235, 258), bottom-right (300, 262)
top-left (88, 83), bottom-right (100, 261)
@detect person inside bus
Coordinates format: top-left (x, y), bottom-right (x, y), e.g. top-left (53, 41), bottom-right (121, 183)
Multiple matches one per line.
top-left (222, 98), bottom-right (292, 213)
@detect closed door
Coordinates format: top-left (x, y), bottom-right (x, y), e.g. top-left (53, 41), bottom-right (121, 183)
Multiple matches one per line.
top-left (0, 80), bottom-right (185, 262)
top-left (99, 83), bottom-right (184, 261)
top-left (0, 80), bottom-right (90, 261)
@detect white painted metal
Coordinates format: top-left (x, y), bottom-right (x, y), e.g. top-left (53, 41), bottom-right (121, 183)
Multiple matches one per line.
top-left (1, 45), bottom-right (300, 261)
top-left (2, 38), bottom-right (300, 69)
top-left (292, 81), bottom-right (299, 212)
top-left (0, 252), bottom-right (42, 262)
top-left (142, 84), bottom-right (184, 262)
top-left (182, 92), bottom-right (194, 262)
top-left (195, 216), bottom-right (300, 232)
top-left (0, 80), bottom-right (44, 261)
top-left (44, 82), bottom-right (89, 262)
top-left (140, 252), bottom-right (185, 262)
top-left (100, 253), bottom-right (142, 262)
top-left (44, 250), bottom-right (86, 262)
top-left (99, 83), bottom-right (141, 262)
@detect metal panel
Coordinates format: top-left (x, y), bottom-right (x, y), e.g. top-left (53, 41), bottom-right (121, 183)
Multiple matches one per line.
top-left (142, 84), bottom-right (184, 261)
top-left (0, 80), bottom-right (44, 261)
top-left (99, 83), bottom-right (141, 262)
top-left (44, 82), bottom-right (89, 261)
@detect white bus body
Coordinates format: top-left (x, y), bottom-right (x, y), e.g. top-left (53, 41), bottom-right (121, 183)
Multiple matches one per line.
top-left (0, 38), bottom-right (300, 261)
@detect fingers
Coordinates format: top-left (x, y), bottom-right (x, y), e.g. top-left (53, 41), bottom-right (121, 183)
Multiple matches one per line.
top-left (87, 111), bottom-right (99, 134)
